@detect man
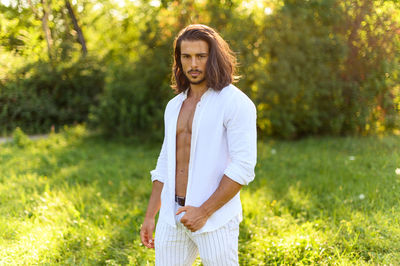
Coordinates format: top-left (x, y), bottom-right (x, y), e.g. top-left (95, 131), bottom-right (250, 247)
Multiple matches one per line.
top-left (140, 24), bottom-right (257, 265)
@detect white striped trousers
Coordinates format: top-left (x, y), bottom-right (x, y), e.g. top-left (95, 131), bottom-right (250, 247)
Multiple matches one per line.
top-left (154, 203), bottom-right (240, 266)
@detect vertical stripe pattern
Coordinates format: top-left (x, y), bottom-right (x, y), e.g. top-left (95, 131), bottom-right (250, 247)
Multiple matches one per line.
top-left (193, 216), bottom-right (239, 266)
top-left (155, 202), bottom-right (240, 266)
top-left (155, 221), bottom-right (198, 266)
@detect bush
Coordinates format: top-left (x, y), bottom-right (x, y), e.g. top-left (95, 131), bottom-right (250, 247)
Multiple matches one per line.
top-left (248, 0), bottom-right (400, 139)
top-left (89, 21), bottom-right (174, 141)
top-left (1, 0), bottom-right (398, 140)
top-left (0, 57), bottom-right (105, 135)
top-left (11, 127), bottom-right (31, 147)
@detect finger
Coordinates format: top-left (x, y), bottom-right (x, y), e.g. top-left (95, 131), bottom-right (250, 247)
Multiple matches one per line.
top-left (186, 225), bottom-right (195, 232)
top-left (145, 239), bottom-right (152, 248)
top-left (147, 232), bottom-right (155, 247)
top-left (142, 233), bottom-right (149, 247)
top-left (189, 224), bottom-right (198, 232)
top-left (176, 206), bottom-right (188, 215)
top-left (140, 230), bottom-right (146, 245)
top-left (179, 213), bottom-right (188, 223)
top-left (141, 229), bottom-right (153, 248)
top-left (180, 217), bottom-right (186, 224)
top-left (147, 238), bottom-right (153, 248)
top-left (141, 236), bottom-right (148, 247)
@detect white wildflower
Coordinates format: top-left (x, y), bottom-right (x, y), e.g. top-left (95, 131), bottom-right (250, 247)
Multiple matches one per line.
top-left (271, 149), bottom-right (276, 155)
top-left (349, 156), bottom-right (355, 161)
top-left (395, 168), bottom-right (400, 175)
top-left (359, 194), bottom-right (365, 200)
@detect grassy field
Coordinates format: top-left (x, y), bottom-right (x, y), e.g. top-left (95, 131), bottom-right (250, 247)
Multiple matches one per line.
top-left (0, 125), bottom-right (399, 265)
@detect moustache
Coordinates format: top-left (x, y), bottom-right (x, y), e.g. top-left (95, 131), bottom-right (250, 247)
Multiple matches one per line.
top-left (188, 70), bottom-right (202, 74)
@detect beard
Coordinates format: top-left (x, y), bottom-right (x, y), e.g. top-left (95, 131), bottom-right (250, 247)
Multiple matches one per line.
top-left (189, 77), bottom-right (206, 85)
top-left (185, 70), bottom-right (206, 85)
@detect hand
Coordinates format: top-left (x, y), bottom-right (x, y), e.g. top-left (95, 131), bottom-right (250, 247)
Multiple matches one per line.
top-left (176, 205), bottom-right (209, 232)
top-left (140, 217), bottom-right (155, 249)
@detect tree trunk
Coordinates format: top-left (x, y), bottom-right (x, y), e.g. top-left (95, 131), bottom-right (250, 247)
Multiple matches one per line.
top-left (41, 2), bottom-right (53, 60)
top-left (28, 0), bottom-right (54, 60)
top-left (65, 0), bottom-right (87, 56)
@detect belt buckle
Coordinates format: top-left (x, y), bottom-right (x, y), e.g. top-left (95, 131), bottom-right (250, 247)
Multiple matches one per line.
top-left (175, 195), bottom-right (185, 206)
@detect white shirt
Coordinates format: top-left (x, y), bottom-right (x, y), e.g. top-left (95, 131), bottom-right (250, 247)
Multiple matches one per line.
top-left (150, 84), bottom-right (257, 234)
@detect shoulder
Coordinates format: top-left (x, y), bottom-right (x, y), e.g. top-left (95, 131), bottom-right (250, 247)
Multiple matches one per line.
top-left (219, 84), bottom-right (256, 111)
top-left (220, 85), bottom-right (257, 126)
top-left (168, 92), bottom-right (183, 105)
top-left (165, 92), bottom-right (184, 112)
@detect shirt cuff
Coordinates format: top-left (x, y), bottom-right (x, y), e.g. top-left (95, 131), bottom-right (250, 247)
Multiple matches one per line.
top-left (150, 170), bottom-right (165, 183)
top-left (223, 163), bottom-right (255, 186)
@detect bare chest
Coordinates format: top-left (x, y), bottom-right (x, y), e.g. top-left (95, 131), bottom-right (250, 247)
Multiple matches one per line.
top-left (176, 99), bottom-right (199, 135)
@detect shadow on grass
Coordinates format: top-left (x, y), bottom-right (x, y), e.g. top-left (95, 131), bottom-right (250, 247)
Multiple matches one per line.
top-left (4, 133), bottom-right (162, 263)
top-left (240, 136), bottom-right (400, 263)
top-left (2, 133), bottom-right (399, 264)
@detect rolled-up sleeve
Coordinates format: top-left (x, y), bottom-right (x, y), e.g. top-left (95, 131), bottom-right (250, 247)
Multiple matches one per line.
top-left (150, 135), bottom-right (167, 183)
top-left (150, 103), bottom-right (170, 183)
top-left (223, 94), bottom-right (257, 185)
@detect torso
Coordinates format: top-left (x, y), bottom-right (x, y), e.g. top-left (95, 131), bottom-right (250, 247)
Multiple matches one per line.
top-left (175, 97), bottom-right (200, 197)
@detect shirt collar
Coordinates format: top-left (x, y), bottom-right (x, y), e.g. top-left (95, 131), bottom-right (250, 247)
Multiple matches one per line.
top-left (181, 87), bottom-right (212, 102)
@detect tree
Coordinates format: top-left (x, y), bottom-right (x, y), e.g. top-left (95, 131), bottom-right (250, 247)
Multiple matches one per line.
top-left (65, 0), bottom-right (87, 56)
top-left (28, 0), bottom-right (54, 60)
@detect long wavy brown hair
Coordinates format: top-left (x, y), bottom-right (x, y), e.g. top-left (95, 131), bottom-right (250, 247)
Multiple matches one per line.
top-left (171, 24), bottom-right (239, 93)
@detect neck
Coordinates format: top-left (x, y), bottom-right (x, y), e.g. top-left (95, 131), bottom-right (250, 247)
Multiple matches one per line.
top-left (188, 82), bottom-right (208, 99)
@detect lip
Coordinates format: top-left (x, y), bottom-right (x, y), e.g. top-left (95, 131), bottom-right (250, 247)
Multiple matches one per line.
top-left (189, 71), bottom-right (201, 77)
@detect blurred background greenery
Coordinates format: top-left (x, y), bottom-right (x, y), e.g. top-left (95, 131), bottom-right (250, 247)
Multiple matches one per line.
top-left (1, 1), bottom-right (400, 264)
top-left (0, 0), bottom-right (399, 140)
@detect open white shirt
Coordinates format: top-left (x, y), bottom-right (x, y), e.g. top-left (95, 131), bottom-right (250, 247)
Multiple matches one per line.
top-left (150, 84), bottom-right (257, 234)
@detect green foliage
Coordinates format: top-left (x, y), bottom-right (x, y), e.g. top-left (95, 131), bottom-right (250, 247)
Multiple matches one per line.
top-left (0, 127), bottom-right (399, 264)
top-left (0, 0), bottom-right (399, 139)
top-left (11, 127), bottom-right (31, 147)
top-left (248, 0), bottom-right (344, 138)
top-left (0, 57), bottom-right (104, 135)
top-left (88, 6), bottom-right (174, 139)
top-left (89, 50), bottom-right (172, 140)
top-left (249, 0), bottom-right (400, 138)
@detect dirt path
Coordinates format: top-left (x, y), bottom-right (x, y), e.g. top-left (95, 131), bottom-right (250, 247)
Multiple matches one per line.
top-left (0, 134), bottom-right (49, 144)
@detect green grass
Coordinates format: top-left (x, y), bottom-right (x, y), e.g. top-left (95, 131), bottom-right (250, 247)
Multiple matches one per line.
top-left (1, 125), bottom-right (399, 265)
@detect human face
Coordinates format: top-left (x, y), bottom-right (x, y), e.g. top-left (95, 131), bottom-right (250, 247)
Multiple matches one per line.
top-left (180, 40), bottom-right (209, 86)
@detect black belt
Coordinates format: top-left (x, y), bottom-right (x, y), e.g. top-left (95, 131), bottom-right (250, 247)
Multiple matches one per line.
top-left (175, 195), bottom-right (186, 206)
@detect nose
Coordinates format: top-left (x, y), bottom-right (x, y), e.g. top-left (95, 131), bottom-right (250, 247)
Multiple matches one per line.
top-left (191, 57), bottom-right (198, 68)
